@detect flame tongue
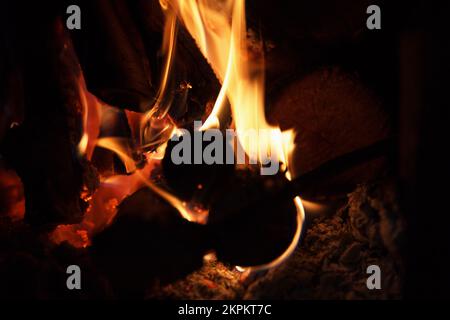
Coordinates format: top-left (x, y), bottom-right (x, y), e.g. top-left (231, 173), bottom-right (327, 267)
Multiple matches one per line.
top-left (163, 0), bottom-right (302, 270)
top-left (164, 0), bottom-right (295, 170)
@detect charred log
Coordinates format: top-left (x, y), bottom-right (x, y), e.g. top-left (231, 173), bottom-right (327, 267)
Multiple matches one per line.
top-left (162, 123), bottom-right (235, 204)
top-left (208, 169), bottom-right (298, 267)
top-left (90, 188), bottom-right (209, 298)
top-left (68, 0), bottom-right (154, 112)
top-left (129, 0), bottom-right (223, 124)
top-left (0, 2), bottom-right (89, 228)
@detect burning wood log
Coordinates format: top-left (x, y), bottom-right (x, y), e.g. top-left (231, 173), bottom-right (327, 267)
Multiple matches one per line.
top-left (90, 188), bottom-right (209, 298)
top-left (69, 0), bottom-right (154, 112)
top-left (208, 169), bottom-right (298, 267)
top-left (0, 2), bottom-right (92, 227)
top-left (161, 123), bottom-right (235, 204)
top-left (289, 138), bottom-right (393, 197)
top-left (90, 105), bottom-right (144, 176)
top-left (268, 67), bottom-right (391, 193)
top-left (207, 139), bottom-right (391, 266)
top-left (128, 0), bottom-right (222, 123)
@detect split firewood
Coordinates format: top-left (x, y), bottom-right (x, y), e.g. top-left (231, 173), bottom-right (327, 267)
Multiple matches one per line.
top-left (268, 67), bottom-right (391, 194)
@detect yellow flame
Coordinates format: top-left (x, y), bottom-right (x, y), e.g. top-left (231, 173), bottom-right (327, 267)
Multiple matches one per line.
top-left (237, 196), bottom-right (305, 272)
top-left (154, 11), bottom-right (178, 117)
top-left (165, 0), bottom-right (295, 170)
top-left (163, 0), bottom-right (302, 271)
top-left (77, 76), bottom-right (102, 160)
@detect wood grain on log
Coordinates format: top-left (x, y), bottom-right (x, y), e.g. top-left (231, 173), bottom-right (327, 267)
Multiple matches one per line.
top-left (268, 67), bottom-right (391, 193)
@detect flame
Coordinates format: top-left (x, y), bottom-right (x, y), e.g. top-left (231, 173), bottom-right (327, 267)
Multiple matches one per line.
top-left (51, 11), bottom-right (201, 247)
top-left (165, 0), bottom-right (295, 167)
top-left (53, 0), bottom-right (304, 272)
top-left (77, 75), bottom-right (102, 160)
top-left (51, 158), bottom-right (157, 248)
top-left (164, 0), bottom-right (302, 270)
top-left (146, 10), bottom-right (178, 118)
top-left (51, 135), bottom-right (207, 248)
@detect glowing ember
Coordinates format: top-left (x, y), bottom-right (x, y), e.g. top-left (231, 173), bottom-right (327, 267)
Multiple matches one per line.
top-left (0, 167), bottom-right (25, 222)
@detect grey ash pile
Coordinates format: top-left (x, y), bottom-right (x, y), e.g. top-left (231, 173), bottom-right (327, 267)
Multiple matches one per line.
top-left (151, 181), bottom-right (404, 300)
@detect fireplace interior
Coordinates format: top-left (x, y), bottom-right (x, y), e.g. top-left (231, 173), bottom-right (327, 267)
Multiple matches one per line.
top-left (0, 0), bottom-right (449, 300)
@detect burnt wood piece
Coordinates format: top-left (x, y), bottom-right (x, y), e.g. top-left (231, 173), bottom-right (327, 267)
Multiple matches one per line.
top-left (0, 2), bottom-right (87, 228)
top-left (207, 169), bottom-right (298, 267)
top-left (162, 123), bottom-right (235, 204)
top-left (207, 139), bottom-right (391, 266)
top-left (91, 105), bottom-right (145, 176)
top-left (268, 67), bottom-right (391, 194)
top-left (90, 188), bottom-right (209, 298)
top-left (69, 0), bottom-right (154, 112)
top-left (0, 217), bottom-right (112, 299)
top-left (129, 0), bottom-right (223, 125)
top-left (290, 138), bottom-right (394, 198)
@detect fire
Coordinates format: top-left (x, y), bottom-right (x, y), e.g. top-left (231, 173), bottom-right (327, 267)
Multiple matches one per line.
top-left (52, 0), bottom-right (304, 271)
top-left (77, 75), bottom-right (101, 160)
top-left (164, 0), bottom-right (295, 166)
top-left (163, 0), bottom-right (303, 270)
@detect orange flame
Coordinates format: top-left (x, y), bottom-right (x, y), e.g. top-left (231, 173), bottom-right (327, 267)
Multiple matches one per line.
top-left (163, 0), bottom-right (303, 270)
top-left (53, 0), bottom-right (304, 272)
top-left (77, 75), bottom-right (101, 160)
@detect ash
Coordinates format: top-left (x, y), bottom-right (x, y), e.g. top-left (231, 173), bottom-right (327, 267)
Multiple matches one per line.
top-left (151, 180), bottom-right (404, 300)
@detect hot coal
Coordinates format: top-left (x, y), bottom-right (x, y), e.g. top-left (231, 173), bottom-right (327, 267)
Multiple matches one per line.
top-left (90, 188), bottom-right (209, 298)
top-left (207, 169), bottom-right (298, 267)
